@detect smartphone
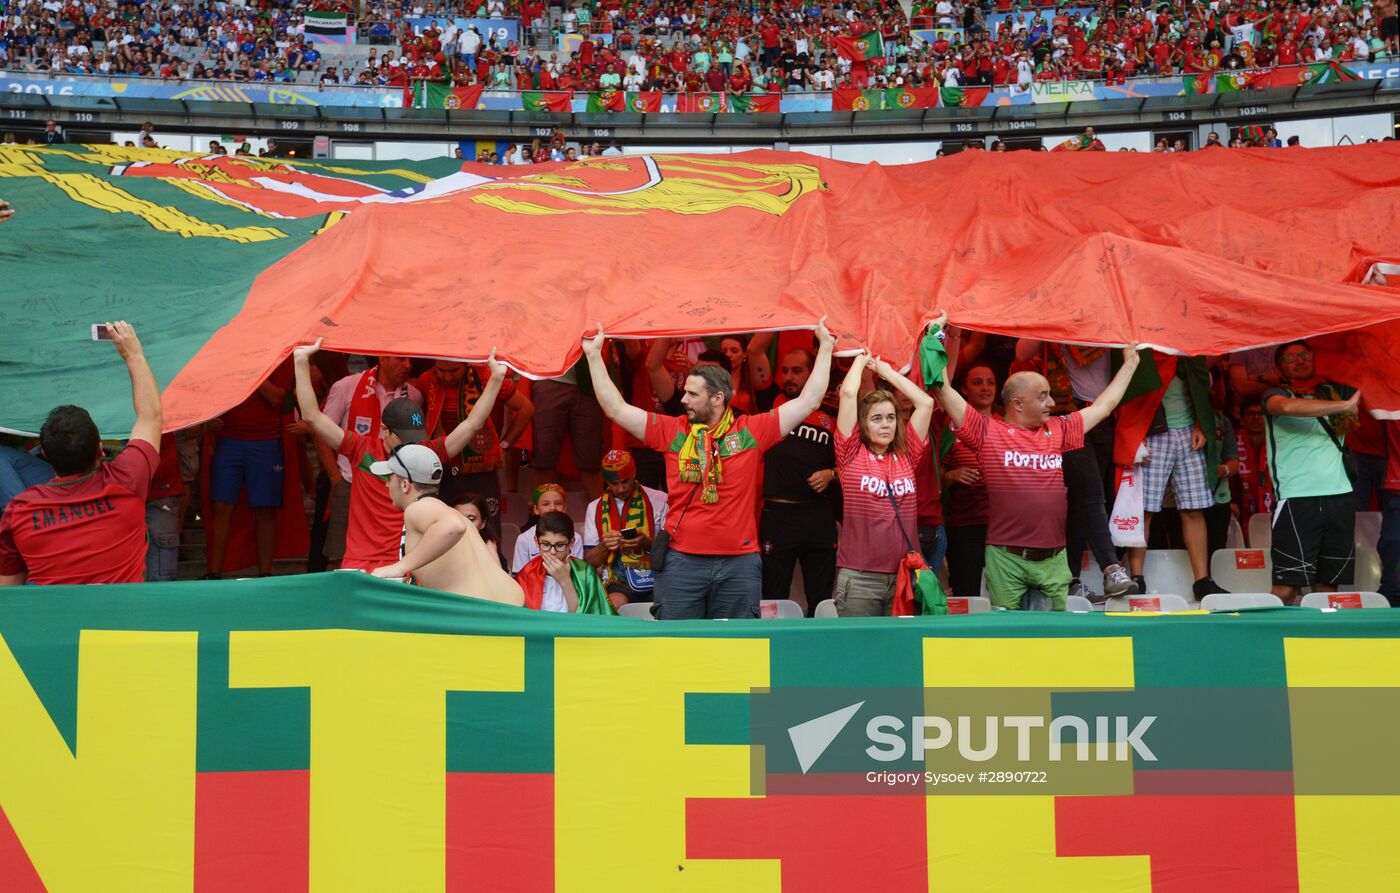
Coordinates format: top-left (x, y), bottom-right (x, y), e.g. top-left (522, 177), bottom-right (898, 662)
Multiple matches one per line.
top-left (91, 324), bottom-right (113, 341)
top-left (620, 527), bottom-right (640, 540)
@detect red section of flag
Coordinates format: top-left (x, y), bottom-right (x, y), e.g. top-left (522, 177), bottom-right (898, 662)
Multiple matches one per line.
top-left (832, 87), bottom-right (865, 110)
top-left (747, 94), bottom-right (781, 113)
top-left (688, 795), bottom-right (927, 890)
top-left (674, 92), bottom-right (722, 113)
top-left (1057, 792), bottom-right (1299, 890)
top-left (195, 770), bottom-right (310, 891)
top-left (0, 807), bottom-right (45, 893)
top-left (534, 91), bottom-right (575, 112)
top-left (446, 773), bottom-right (554, 891)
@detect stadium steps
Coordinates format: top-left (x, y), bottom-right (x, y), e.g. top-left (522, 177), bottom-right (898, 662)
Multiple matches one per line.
top-left (175, 511), bottom-right (308, 580)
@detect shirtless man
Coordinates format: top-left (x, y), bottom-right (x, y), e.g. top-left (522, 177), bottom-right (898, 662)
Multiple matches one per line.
top-left (368, 443), bottom-right (524, 605)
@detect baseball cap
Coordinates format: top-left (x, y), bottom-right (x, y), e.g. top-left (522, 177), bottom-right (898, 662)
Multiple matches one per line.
top-left (369, 444), bottom-right (443, 486)
top-left (381, 398), bottom-right (427, 442)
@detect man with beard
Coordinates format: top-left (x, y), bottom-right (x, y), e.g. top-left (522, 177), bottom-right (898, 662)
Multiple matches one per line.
top-left (582, 320), bottom-right (836, 619)
top-left (755, 348), bottom-right (839, 613)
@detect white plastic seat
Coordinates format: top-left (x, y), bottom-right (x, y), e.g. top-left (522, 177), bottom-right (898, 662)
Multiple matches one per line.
top-left (1350, 545), bottom-right (1382, 593)
top-left (1355, 511), bottom-right (1382, 552)
top-left (1210, 548), bottom-right (1272, 595)
top-left (1201, 592), bottom-right (1284, 611)
top-left (1300, 591), bottom-right (1390, 609)
top-left (1066, 594), bottom-right (1095, 612)
top-left (760, 599), bottom-right (804, 619)
top-left (1225, 516), bottom-right (1244, 548)
top-left (813, 599), bottom-right (838, 618)
top-left (617, 602), bottom-right (656, 620)
top-left (1143, 550), bottom-right (1195, 598)
top-left (945, 595), bottom-right (992, 614)
top-left (1104, 593), bottom-right (1190, 613)
top-left (1248, 513), bottom-right (1273, 549)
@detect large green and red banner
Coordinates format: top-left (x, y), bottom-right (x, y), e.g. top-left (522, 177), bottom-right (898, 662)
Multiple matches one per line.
top-left (2, 574), bottom-right (1399, 889)
top-left (3, 143), bottom-right (1400, 437)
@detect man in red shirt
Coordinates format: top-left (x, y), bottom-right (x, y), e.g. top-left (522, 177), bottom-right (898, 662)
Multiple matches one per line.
top-left (582, 319), bottom-right (836, 619)
top-left (293, 339), bottom-right (508, 572)
top-left (1, 321), bottom-right (162, 585)
top-left (929, 345), bottom-right (1140, 610)
top-left (204, 360), bottom-right (294, 579)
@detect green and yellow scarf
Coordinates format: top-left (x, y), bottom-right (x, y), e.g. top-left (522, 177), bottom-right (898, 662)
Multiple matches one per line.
top-left (677, 408), bottom-right (735, 504)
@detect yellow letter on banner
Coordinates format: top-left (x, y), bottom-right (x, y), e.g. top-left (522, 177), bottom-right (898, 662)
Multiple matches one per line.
top-left (554, 637), bottom-right (776, 892)
top-left (1285, 638), bottom-right (1400, 890)
top-left (923, 637), bottom-right (1150, 892)
top-left (0, 630), bottom-right (198, 892)
top-left (229, 630), bottom-right (524, 893)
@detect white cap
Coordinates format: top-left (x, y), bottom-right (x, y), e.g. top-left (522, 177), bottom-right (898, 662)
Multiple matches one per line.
top-left (369, 444), bottom-right (443, 487)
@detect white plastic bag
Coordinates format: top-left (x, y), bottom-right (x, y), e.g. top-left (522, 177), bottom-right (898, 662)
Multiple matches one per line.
top-left (1110, 445), bottom-right (1150, 548)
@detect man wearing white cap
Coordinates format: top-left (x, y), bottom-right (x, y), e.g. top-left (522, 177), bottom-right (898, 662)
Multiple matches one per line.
top-left (368, 443), bottom-right (524, 605)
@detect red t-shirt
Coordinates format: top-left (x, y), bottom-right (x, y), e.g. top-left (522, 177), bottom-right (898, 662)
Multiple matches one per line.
top-left (338, 431), bottom-right (402, 571)
top-left (954, 410), bottom-right (1085, 550)
top-left (222, 359), bottom-right (294, 440)
top-left (644, 410), bottom-right (782, 555)
top-left (0, 440), bottom-right (159, 584)
top-left (834, 426), bottom-right (928, 573)
top-left (150, 433), bottom-right (186, 501)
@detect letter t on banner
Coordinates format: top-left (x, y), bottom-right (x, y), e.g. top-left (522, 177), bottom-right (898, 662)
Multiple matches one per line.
top-left (229, 630), bottom-right (525, 893)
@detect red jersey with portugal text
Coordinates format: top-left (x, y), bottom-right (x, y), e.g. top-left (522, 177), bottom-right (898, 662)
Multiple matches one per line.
top-left (954, 410), bottom-right (1084, 549)
top-left (835, 425), bottom-right (928, 573)
top-left (0, 440), bottom-right (158, 584)
top-left (644, 410), bottom-right (782, 555)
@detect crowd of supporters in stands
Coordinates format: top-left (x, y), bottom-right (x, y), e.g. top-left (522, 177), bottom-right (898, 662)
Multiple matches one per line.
top-left (1, 0), bottom-right (1395, 92)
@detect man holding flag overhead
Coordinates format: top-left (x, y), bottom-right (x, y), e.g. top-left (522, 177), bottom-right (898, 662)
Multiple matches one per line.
top-left (582, 319), bottom-right (836, 620)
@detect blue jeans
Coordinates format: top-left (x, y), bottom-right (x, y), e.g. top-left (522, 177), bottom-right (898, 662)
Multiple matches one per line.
top-left (919, 524), bottom-right (947, 574)
top-left (145, 496), bottom-right (181, 582)
top-left (655, 550), bottom-right (761, 619)
top-left (0, 445), bottom-right (53, 511)
top-left (1378, 493), bottom-right (1400, 606)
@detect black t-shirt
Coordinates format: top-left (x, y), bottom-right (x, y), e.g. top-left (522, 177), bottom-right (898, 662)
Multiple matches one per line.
top-left (761, 405), bottom-right (838, 503)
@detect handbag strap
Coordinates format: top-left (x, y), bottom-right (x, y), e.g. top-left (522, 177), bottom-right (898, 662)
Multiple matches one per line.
top-left (882, 461), bottom-right (919, 556)
top-left (664, 477), bottom-right (702, 537)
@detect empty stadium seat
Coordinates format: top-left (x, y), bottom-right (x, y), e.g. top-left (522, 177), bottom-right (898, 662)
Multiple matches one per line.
top-left (1210, 547), bottom-right (1272, 594)
top-left (945, 596), bottom-right (992, 614)
top-left (1226, 516), bottom-right (1244, 549)
top-left (1143, 550), bottom-right (1195, 598)
top-left (813, 599), bottom-right (838, 618)
top-left (1201, 592), bottom-right (1284, 611)
top-left (1300, 591), bottom-right (1390, 609)
top-left (1349, 545), bottom-right (1382, 593)
top-left (1066, 594), bottom-right (1095, 612)
top-left (1355, 511), bottom-right (1381, 552)
top-left (617, 602), bottom-right (656, 619)
top-left (760, 599), bottom-right (805, 619)
top-left (499, 522), bottom-right (522, 561)
top-left (1248, 513), bottom-right (1273, 549)
top-left (1104, 593), bottom-right (1190, 613)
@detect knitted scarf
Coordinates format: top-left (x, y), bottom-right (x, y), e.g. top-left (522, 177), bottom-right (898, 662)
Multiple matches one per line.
top-left (596, 487), bottom-right (654, 576)
top-left (677, 408), bottom-right (734, 504)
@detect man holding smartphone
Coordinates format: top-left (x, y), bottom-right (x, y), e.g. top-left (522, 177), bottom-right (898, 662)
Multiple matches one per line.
top-left (581, 449), bottom-right (668, 610)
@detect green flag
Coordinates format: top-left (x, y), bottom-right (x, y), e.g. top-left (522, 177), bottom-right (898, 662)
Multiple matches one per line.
top-left (568, 558), bottom-right (616, 615)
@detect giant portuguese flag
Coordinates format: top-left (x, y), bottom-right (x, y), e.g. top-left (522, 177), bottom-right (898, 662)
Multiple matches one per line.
top-left (3, 142), bottom-right (1400, 436)
top-left (3, 573), bottom-right (1400, 888)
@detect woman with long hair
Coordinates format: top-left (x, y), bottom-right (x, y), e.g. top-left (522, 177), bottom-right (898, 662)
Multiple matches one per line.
top-left (832, 350), bottom-right (935, 616)
top-left (719, 334), bottom-right (756, 414)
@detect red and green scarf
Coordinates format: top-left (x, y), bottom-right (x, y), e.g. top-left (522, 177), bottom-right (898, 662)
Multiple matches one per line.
top-left (516, 554), bottom-right (615, 615)
top-left (677, 408), bottom-right (735, 504)
top-left (423, 365), bottom-right (502, 473)
top-left (595, 488), bottom-right (654, 578)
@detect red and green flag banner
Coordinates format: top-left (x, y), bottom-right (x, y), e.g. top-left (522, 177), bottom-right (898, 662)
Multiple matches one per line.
top-left (1181, 73), bottom-right (1214, 95)
top-left (413, 81), bottom-right (484, 110)
top-left (626, 91), bottom-right (664, 112)
top-left (585, 89), bottom-right (626, 113)
top-left (832, 88), bottom-right (885, 110)
top-left (4, 573), bottom-right (1400, 887)
top-left (1251, 60), bottom-right (1361, 89)
top-left (938, 86), bottom-right (991, 108)
top-left (1238, 125), bottom-right (1270, 145)
top-left (520, 90), bottom-right (574, 112)
top-left (5, 143), bottom-right (1400, 438)
top-left (727, 93), bottom-right (781, 113)
top-left (1051, 133), bottom-right (1098, 152)
top-left (883, 87), bottom-right (939, 110)
top-left (673, 92), bottom-right (725, 112)
top-left (834, 29), bottom-right (886, 61)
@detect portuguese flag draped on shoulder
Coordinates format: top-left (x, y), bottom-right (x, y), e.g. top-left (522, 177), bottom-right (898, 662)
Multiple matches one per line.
top-left (521, 90), bottom-right (575, 112)
top-left (834, 29), bottom-right (886, 61)
top-left (413, 80), bottom-right (484, 110)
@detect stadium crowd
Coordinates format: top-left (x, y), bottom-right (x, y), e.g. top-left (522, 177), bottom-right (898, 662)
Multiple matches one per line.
top-left (0, 293), bottom-right (1391, 618)
top-left (1, 0), bottom-right (1395, 93)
